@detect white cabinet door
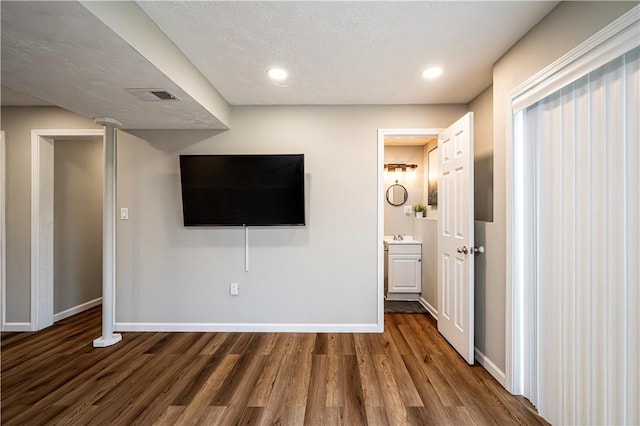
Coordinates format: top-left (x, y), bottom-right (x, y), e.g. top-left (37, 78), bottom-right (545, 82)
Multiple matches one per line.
top-left (389, 254), bottom-right (421, 293)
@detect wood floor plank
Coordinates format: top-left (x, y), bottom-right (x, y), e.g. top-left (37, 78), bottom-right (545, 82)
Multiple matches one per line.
top-left (214, 355), bottom-right (267, 424)
top-left (342, 354), bottom-right (367, 426)
top-left (314, 333), bottom-right (328, 354)
top-left (128, 354), bottom-right (210, 425)
top-left (290, 334), bottom-right (316, 407)
top-left (401, 353), bottom-right (455, 424)
top-left (236, 406), bottom-right (263, 426)
top-left (210, 334), bottom-right (263, 406)
top-left (373, 354), bottom-right (410, 425)
top-left (257, 350), bottom-right (299, 424)
top-left (303, 354), bottom-right (328, 425)
top-left (50, 403), bottom-right (100, 426)
top-left (126, 334), bottom-right (219, 425)
top-left (340, 332), bottom-right (356, 355)
top-left (92, 354), bottom-right (200, 424)
top-left (324, 406), bottom-right (345, 426)
top-left (1, 307), bottom-right (549, 426)
top-left (445, 406), bottom-right (478, 425)
top-left (326, 352), bottom-right (344, 407)
top-left (258, 332), bottom-right (278, 355)
top-left (198, 332), bottom-right (225, 355)
top-left (11, 349), bottom-right (152, 425)
top-left (152, 405), bottom-right (186, 426)
top-left (365, 405), bottom-right (390, 425)
top-left (353, 333), bottom-right (384, 407)
top-left (247, 333), bottom-right (295, 407)
top-left (475, 369), bottom-right (547, 425)
top-left (173, 354), bottom-right (238, 424)
top-left (380, 319), bottom-right (424, 407)
top-left (52, 333), bottom-right (162, 407)
top-left (397, 322), bottom-right (464, 407)
top-left (385, 314), bottom-right (413, 356)
top-left (196, 406), bottom-right (227, 425)
top-left (4, 404), bottom-right (67, 426)
top-left (172, 333), bottom-right (239, 406)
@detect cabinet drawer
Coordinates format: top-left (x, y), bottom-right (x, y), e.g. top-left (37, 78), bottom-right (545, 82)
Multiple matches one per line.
top-left (387, 244), bottom-right (421, 255)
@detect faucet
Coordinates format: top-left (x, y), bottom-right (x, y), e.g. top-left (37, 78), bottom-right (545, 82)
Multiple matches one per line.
top-left (393, 234), bottom-right (403, 241)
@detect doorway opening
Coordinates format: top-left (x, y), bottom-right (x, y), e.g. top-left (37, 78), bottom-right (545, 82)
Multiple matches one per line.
top-left (376, 128), bottom-right (442, 331)
top-left (30, 129), bottom-right (104, 331)
top-left (378, 113), bottom-right (476, 367)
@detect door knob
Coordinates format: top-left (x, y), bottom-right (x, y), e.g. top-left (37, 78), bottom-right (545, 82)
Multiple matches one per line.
top-left (457, 246), bottom-right (468, 254)
top-left (473, 246), bottom-right (485, 254)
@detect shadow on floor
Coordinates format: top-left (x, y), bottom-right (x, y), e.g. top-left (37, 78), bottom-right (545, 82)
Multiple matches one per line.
top-left (384, 300), bottom-right (428, 314)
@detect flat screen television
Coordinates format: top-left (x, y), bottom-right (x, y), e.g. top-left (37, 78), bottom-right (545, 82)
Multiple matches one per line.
top-left (179, 154), bottom-right (305, 226)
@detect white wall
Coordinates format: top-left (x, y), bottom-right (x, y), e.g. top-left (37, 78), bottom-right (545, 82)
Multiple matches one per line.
top-left (383, 145), bottom-right (424, 236)
top-left (54, 138), bottom-right (103, 315)
top-left (1, 107), bottom-right (101, 323)
top-left (115, 105), bottom-right (466, 327)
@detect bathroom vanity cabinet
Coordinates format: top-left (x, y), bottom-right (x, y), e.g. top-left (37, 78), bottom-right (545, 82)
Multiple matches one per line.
top-left (384, 237), bottom-right (422, 300)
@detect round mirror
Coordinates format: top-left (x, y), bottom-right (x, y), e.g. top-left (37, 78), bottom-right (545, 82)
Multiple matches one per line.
top-left (386, 184), bottom-right (408, 206)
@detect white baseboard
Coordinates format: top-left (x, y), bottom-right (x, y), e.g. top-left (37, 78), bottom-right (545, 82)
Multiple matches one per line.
top-left (386, 293), bottom-right (420, 301)
top-left (114, 322), bottom-right (379, 333)
top-left (54, 297), bottom-right (102, 323)
top-left (2, 322), bottom-right (32, 332)
top-left (419, 296), bottom-right (438, 319)
top-left (474, 347), bottom-right (507, 387)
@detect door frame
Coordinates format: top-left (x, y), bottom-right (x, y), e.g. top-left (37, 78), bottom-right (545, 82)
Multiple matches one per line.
top-left (505, 7), bottom-right (639, 394)
top-left (1, 131), bottom-right (5, 331)
top-left (377, 128), bottom-right (443, 331)
top-left (30, 129), bottom-right (105, 331)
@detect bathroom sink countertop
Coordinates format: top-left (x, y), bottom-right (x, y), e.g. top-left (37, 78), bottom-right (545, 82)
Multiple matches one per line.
top-left (383, 236), bottom-right (422, 245)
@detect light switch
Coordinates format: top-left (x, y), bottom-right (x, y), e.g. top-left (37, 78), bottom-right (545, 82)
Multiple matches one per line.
top-left (120, 208), bottom-right (129, 220)
top-left (403, 206), bottom-right (413, 215)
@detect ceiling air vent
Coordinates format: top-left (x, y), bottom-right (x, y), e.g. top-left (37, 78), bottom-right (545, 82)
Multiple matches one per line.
top-left (124, 88), bottom-right (181, 102)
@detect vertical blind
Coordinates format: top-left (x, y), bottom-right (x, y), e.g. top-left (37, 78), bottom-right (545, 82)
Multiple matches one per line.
top-left (523, 46), bottom-right (638, 425)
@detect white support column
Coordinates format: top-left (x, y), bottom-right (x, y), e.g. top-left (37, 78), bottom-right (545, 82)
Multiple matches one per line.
top-left (93, 117), bottom-right (122, 348)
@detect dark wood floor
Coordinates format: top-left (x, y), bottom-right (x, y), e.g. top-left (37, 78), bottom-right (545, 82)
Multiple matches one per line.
top-left (1, 307), bottom-right (546, 425)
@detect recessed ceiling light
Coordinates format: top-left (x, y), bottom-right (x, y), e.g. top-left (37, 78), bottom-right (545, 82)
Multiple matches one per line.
top-left (422, 66), bottom-right (443, 79)
top-left (267, 68), bottom-right (288, 81)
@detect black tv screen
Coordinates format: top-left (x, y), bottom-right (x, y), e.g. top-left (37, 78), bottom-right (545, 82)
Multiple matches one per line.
top-left (179, 154), bottom-right (305, 226)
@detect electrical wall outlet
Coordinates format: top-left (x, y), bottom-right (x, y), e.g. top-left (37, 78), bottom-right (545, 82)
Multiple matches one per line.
top-left (230, 282), bottom-right (239, 295)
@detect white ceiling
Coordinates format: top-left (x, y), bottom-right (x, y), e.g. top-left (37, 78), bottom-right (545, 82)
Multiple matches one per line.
top-left (1, 1), bottom-right (559, 129)
top-left (138, 1), bottom-right (558, 105)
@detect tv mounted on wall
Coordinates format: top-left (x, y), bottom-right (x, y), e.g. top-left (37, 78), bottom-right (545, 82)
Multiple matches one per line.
top-left (179, 154), bottom-right (305, 226)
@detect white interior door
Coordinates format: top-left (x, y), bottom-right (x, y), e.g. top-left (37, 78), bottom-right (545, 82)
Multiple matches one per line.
top-left (437, 112), bottom-right (474, 364)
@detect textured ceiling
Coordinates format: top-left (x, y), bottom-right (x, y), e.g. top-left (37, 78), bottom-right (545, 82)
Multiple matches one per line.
top-left (1, 85), bottom-right (52, 106)
top-left (138, 1), bottom-right (558, 105)
top-left (1, 1), bottom-right (224, 129)
top-left (1, 1), bottom-right (559, 129)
